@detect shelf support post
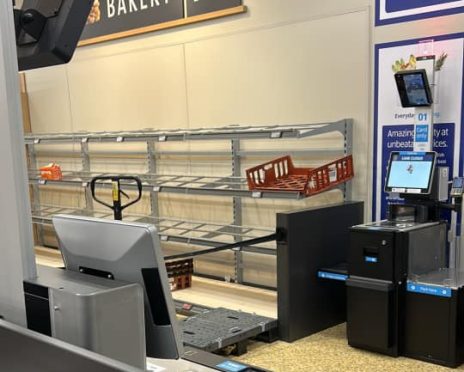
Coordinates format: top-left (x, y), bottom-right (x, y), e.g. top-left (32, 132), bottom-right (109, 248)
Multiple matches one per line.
top-left (81, 140), bottom-right (94, 211)
top-left (232, 138), bottom-right (244, 284)
top-left (147, 141), bottom-right (159, 218)
top-left (344, 119), bottom-right (354, 201)
top-left (27, 143), bottom-right (44, 246)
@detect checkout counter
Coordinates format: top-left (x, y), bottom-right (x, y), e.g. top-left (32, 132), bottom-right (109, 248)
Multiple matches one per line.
top-left (347, 220), bottom-right (446, 356)
top-left (344, 150), bottom-right (464, 367)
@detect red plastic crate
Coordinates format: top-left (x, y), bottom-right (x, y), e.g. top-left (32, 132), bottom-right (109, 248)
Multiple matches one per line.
top-left (166, 258), bottom-right (194, 291)
top-left (246, 155), bottom-right (354, 197)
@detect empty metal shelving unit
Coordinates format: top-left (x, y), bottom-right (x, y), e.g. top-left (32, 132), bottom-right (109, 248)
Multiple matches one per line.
top-left (25, 119), bottom-right (353, 288)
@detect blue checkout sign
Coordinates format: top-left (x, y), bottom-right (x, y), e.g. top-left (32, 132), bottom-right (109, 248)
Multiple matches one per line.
top-left (317, 271), bottom-right (348, 282)
top-left (216, 361), bottom-right (248, 372)
top-left (415, 125), bottom-right (429, 143)
top-left (407, 281), bottom-right (452, 298)
top-left (386, 0), bottom-right (460, 13)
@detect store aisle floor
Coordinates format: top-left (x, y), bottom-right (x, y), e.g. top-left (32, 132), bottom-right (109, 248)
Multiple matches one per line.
top-left (236, 324), bottom-right (459, 372)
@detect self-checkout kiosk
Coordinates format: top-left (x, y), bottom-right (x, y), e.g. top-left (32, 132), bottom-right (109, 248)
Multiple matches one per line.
top-left (347, 151), bottom-right (447, 357)
top-left (345, 59), bottom-right (464, 367)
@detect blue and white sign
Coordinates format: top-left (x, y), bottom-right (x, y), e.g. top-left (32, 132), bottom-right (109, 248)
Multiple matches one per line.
top-left (407, 282), bottom-right (452, 297)
top-left (216, 361), bottom-right (248, 372)
top-left (376, 0), bottom-right (464, 26)
top-left (415, 124), bottom-right (429, 142)
top-left (317, 271), bottom-right (348, 281)
top-left (373, 35), bottom-right (464, 221)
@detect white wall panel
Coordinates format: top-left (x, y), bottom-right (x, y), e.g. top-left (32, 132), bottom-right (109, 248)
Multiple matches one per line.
top-left (66, 45), bottom-right (188, 131)
top-left (26, 66), bottom-right (73, 133)
top-left (186, 12), bottom-right (368, 125)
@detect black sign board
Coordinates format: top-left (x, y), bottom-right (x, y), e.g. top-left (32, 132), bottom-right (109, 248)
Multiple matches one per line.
top-left (186, 0), bottom-right (243, 17)
top-left (81, 0), bottom-right (184, 41)
top-left (80, 0), bottom-right (244, 45)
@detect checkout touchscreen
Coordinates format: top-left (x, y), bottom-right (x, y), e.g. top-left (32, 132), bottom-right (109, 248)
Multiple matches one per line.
top-left (385, 151), bottom-right (436, 194)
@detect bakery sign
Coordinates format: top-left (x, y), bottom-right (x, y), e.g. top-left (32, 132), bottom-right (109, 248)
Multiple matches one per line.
top-left (80, 0), bottom-right (244, 45)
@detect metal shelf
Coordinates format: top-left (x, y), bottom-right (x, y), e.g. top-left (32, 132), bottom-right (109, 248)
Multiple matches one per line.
top-left (24, 120), bottom-right (350, 144)
top-left (26, 148), bottom-right (346, 159)
top-left (26, 120), bottom-right (353, 286)
top-left (28, 170), bottom-right (307, 199)
top-left (32, 204), bottom-right (276, 256)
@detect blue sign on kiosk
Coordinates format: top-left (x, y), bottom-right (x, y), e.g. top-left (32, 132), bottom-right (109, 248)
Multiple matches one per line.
top-left (406, 281), bottom-right (452, 298)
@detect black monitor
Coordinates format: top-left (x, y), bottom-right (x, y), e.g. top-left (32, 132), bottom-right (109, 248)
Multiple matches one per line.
top-left (385, 151), bottom-right (436, 195)
top-left (52, 215), bottom-right (182, 360)
top-left (394, 69), bottom-right (433, 107)
top-left (15, 0), bottom-right (93, 71)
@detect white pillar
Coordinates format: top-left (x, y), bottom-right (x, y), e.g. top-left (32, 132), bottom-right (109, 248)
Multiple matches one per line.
top-left (0, 1), bottom-right (37, 325)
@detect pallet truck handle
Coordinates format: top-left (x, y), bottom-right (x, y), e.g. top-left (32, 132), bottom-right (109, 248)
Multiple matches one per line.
top-left (90, 176), bottom-right (143, 220)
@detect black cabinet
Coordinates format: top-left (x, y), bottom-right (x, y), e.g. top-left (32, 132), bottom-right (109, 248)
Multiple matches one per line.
top-left (347, 221), bottom-right (446, 357)
top-left (277, 201), bottom-right (364, 342)
top-left (404, 283), bottom-right (464, 367)
top-left (347, 277), bottom-right (399, 356)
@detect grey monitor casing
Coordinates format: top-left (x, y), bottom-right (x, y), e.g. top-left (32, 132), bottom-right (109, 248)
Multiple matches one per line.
top-left (52, 214), bottom-right (183, 360)
top-left (25, 265), bottom-right (146, 369)
top-left (0, 319), bottom-right (144, 372)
